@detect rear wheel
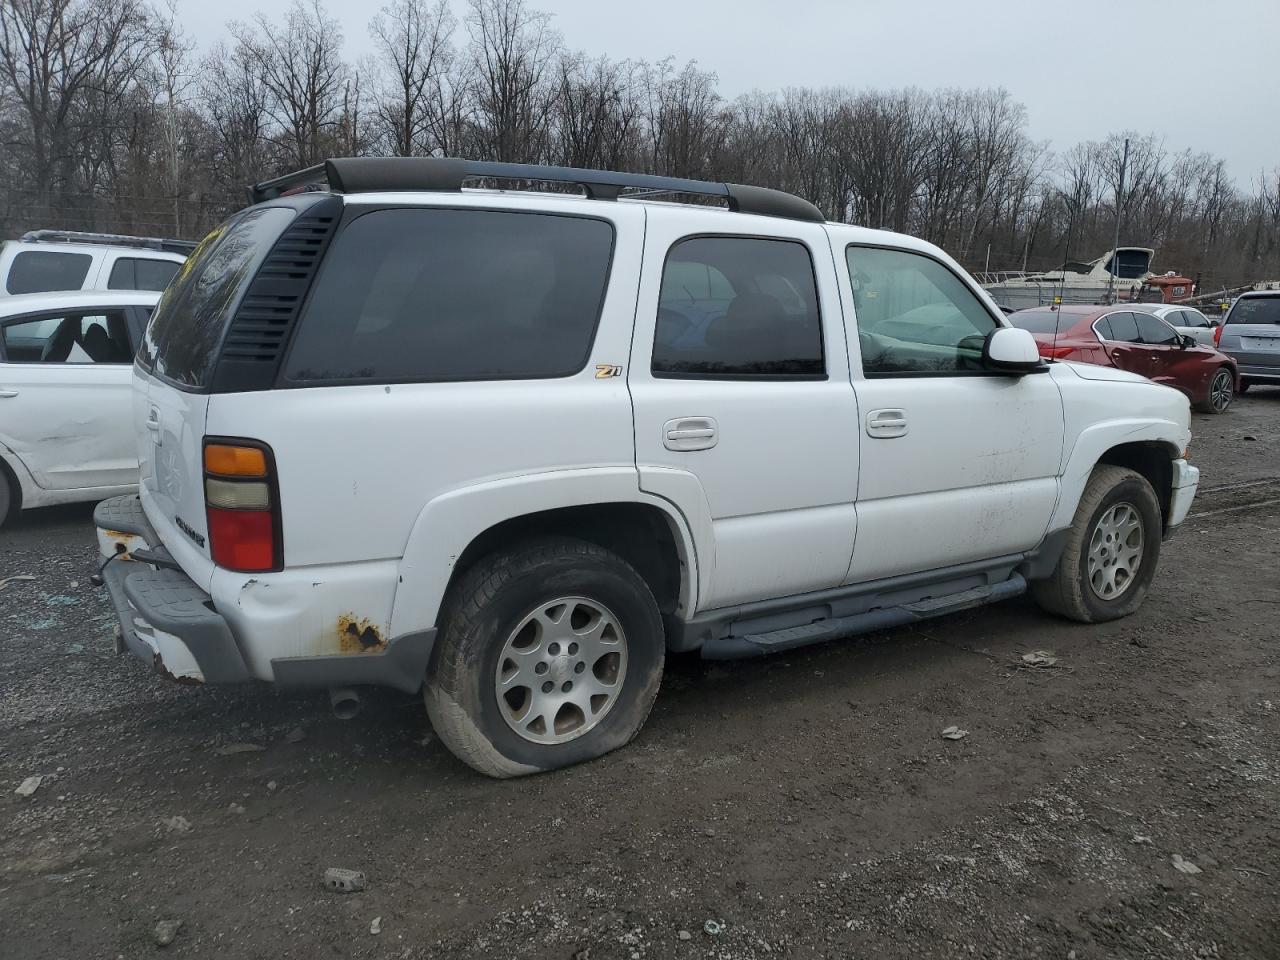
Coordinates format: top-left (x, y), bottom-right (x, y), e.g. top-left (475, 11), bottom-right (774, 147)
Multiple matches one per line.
top-left (1237, 378), bottom-right (1251, 395)
top-left (1195, 367), bottom-right (1234, 414)
top-left (1031, 465), bottom-right (1162, 623)
top-left (425, 537), bottom-right (664, 778)
top-left (0, 466), bottom-right (13, 527)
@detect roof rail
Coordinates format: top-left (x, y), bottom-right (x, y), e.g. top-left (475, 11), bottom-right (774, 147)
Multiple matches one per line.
top-left (249, 157), bottom-right (826, 223)
top-left (19, 230), bottom-right (197, 255)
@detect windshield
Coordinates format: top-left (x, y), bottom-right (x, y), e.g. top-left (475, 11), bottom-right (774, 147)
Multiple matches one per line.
top-left (1009, 310), bottom-right (1069, 334)
top-left (1225, 297), bottom-right (1280, 326)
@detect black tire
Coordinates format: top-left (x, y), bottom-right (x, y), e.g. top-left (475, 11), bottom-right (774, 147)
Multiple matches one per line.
top-left (1031, 465), bottom-right (1162, 623)
top-left (1237, 378), bottom-right (1251, 395)
top-left (0, 466), bottom-right (13, 528)
top-left (425, 537), bottom-right (665, 778)
top-left (1194, 366), bottom-right (1234, 414)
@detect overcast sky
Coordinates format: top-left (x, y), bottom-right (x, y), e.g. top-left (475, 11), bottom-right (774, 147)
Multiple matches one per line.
top-left (175, 0), bottom-right (1279, 187)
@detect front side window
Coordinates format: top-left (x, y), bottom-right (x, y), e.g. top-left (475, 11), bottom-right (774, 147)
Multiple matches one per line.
top-left (1136, 313), bottom-right (1178, 345)
top-left (6, 250), bottom-right (93, 294)
top-left (652, 236), bottom-right (823, 378)
top-left (285, 209), bottom-right (614, 383)
top-left (846, 246), bottom-right (996, 375)
top-left (1, 311), bottom-right (132, 363)
top-left (1098, 312), bottom-right (1140, 343)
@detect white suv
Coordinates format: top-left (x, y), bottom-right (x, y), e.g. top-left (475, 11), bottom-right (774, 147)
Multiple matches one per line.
top-left (0, 231), bottom-right (190, 296)
top-left (93, 158), bottom-right (1199, 777)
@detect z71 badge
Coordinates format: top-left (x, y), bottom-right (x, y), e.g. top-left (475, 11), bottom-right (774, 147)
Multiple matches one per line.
top-left (595, 364), bottom-right (623, 379)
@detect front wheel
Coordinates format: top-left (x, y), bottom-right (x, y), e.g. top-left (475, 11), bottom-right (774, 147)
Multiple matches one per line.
top-left (1195, 367), bottom-right (1234, 414)
top-left (1031, 465), bottom-right (1162, 623)
top-left (425, 537), bottom-right (665, 778)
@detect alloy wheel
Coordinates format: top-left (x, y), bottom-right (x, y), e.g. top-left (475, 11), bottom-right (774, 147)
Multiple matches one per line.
top-left (494, 597), bottom-right (628, 745)
top-left (1086, 502), bottom-right (1144, 600)
top-left (1210, 370), bottom-right (1233, 412)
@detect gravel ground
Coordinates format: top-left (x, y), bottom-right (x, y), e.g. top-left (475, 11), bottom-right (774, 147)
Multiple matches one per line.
top-left (2, 389), bottom-right (1278, 960)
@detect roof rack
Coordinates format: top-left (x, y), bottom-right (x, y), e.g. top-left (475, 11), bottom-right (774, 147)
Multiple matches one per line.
top-left (19, 230), bottom-right (197, 255)
top-left (249, 157), bottom-right (826, 223)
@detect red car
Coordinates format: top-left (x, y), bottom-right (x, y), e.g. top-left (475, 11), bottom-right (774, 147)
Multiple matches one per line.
top-left (1009, 305), bottom-right (1238, 414)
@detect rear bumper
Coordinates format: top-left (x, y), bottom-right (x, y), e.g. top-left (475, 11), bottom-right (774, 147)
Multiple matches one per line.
top-left (96, 496), bottom-right (251, 684)
top-left (94, 495), bottom-right (432, 692)
top-left (1235, 364), bottom-right (1280, 381)
top-left (1165, 458), bottom-right (1199, 537)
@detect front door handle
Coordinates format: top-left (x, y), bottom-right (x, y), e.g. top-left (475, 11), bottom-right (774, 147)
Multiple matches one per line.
top-left (663, 417), bottom-right (718, 452)
top-left (0, 389), bottom-right (18, 399)
top-left (866, 408), bottom-right (908, 439)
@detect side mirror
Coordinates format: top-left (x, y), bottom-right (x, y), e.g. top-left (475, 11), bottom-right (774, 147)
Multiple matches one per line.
top-left (1209, 319), bottom-right (1221, 327)
top-left (983, 326), bottom-right (1045, 374)
top-left (1178, 334), bottom-right (1195, 348)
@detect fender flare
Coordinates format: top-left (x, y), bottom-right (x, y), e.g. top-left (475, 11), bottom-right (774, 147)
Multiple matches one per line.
top-left (1048, 418), bottom-right (1184, 532)
top-left (389, 466), bottom-right (712, 637)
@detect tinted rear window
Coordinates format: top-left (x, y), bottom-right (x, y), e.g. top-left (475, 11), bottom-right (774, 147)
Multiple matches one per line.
top-left (108, 257), bottom-right (181, 291)
top-left (1226, 297), bottom-right (1280, 326)
top-left (6, 250), bottom-right (92, 294)
top-left (285, 209), bottom-right (614, 383)
top-left (140, 207), bottom-right (296, 388)
top-left (1009, 310), bottom-right (1068, 334)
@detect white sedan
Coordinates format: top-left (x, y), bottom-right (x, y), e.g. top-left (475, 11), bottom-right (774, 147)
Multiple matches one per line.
top-left (1131, 302), bottom-right (1219, 345)
top-left (0, 289), bottom-right (159, 525)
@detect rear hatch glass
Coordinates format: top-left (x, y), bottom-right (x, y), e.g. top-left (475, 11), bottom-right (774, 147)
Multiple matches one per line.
top-left (1225, 297), bottom-right (1280, 327)
top-left (139, 206), bottom-right (297, 389)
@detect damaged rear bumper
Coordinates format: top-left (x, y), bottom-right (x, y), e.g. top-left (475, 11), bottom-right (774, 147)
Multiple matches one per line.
top-left (95, 496), bottom-right (251, 684)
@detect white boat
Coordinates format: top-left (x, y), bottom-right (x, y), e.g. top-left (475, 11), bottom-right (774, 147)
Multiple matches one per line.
top-left (977, 247), bottom-right (1155, 310)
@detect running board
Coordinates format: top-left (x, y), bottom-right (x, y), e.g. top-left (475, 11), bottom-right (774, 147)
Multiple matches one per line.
top-left (699, 574), bottom-right (1027, 660)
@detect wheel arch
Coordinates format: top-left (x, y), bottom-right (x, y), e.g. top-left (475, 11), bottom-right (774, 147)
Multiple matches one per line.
top-left (389, 468), bottom-right (704, 643)
top-left (1096, 440), bottom-right (1177, 527)
top-left (1050, 419), bottom-right (1185, 535)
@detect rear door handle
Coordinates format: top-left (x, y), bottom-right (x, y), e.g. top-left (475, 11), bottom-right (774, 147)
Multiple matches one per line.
top-left (0, 389), bottom-right (17, 399)
top-left (867, 408), bottom-right (908, 439)
top-left (146, 407), bottom-right (161, 434)
top-left (663, 417), bottom-right (718, 452)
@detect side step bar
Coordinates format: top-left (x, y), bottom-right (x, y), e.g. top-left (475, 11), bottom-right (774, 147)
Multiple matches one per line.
top-left (700, 574), bottom-right (1027, 660)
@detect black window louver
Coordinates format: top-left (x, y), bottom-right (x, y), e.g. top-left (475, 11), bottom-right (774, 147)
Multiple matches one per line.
top-left (210, 195), bottom-right (342, 392)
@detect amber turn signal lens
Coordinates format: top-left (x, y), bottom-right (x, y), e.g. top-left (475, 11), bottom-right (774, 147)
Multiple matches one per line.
top-left (204, 444), bottom-right (267, 477)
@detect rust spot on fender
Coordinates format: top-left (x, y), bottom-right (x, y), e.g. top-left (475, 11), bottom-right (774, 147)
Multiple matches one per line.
top-left (338, 614), bottom-right (386, 654)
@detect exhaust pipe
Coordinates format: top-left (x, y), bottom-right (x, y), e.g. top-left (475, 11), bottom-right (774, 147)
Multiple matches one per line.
top-left (329, 687), bottom-right (361, 720)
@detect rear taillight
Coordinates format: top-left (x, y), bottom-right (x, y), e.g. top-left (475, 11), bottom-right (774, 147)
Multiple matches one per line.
top-left (1213, 323), bottom-right (1224, 346)
top-left (203, 439), bottom-right (281, 572)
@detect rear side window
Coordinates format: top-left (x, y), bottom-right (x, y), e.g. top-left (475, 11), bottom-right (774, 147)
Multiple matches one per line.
top-left (285, 209), bottom-right (614, 383)
top-left (140, 207), bottom-right (297, 388)
top-left (1009, 309), bottom-right (1066, 334)
top-left (1226, 297), bottom-right (1280, 325)
top-left (1179, 310), bottom-right (1210, 329)
top-left (652, 236), bottom-right (823, 378)
top-left (6, 250), bottom-right (92, 294)
top-left (108, 257), bottom-right (181, 292)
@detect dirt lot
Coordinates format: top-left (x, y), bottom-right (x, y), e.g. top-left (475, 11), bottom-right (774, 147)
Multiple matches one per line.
top-left (2, 391), bottom-right (1278, 960)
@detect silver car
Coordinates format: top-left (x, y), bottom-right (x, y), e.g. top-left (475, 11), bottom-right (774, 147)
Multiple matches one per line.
top-left (1216, 292), bottom-right (1280, 392)
top-left (1130, 302), bottom-right (1219, 346)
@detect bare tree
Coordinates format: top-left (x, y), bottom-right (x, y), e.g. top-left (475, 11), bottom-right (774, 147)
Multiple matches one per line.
top-left (369, 0), bottom-right (454, 156)
top-left (232, 0), bottom-right (347, 169)
top-left (465, 0), bottom-right (559, 163)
